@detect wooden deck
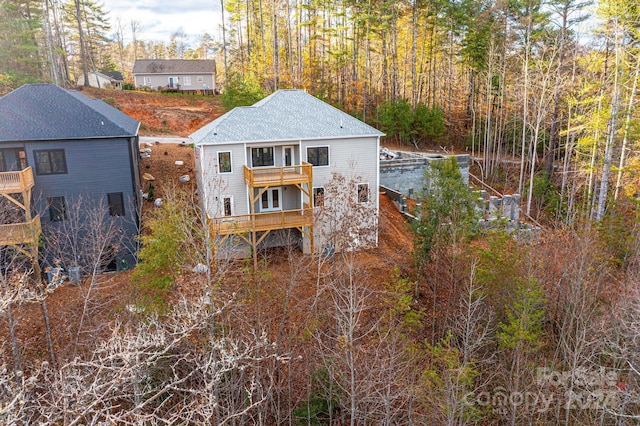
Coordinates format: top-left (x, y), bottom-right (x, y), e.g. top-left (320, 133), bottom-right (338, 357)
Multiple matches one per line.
top-left (244, 163), bottom-right (312, 187)
top-left (0, 216), bottom-right (41, 245)
top-left (0, 167), bottom-right (35, 193)
top-left (209, 208), bottom-right (313, 235)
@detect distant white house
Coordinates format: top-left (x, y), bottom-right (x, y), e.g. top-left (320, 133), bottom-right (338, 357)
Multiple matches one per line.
top-left (132, 59), bottom-right (216, 92)
top-left (77, 71), bottom-right (124, 90)
top-left (190, 89), bottom-right (384, 260)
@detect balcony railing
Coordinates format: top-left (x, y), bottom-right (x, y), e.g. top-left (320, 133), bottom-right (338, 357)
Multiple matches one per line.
top-left (0, 215), bottom-right (41, 246)
top-left (0, 167), bottom-right (35, 193)
top-left (244, 162), bottom-right (312, 187)
top-left (209, 208), bottom-right (313, 235)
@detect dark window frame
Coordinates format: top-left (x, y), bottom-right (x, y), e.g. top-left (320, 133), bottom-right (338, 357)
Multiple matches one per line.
top-left (357, 183), bottom-right (370, 204)
top-left (48, 196), bottom-right (66, 222)
top-left (34, 149), bottom-right (67, 175)
top-left (0, 150), bottom-right (5, 172)
top-left (107, 192), bottom-right (125, 217)
top-left (251, 147), bottom-right (274, 167)
top-left (313, 187), bottom-right (325, 207)
top-left (218, 151), bottom-right (232, 173)
top-left (306, 146), bottom-right (329, 167)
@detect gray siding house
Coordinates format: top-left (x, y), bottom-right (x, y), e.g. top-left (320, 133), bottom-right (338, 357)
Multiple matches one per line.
top-left (132, 59), bottom-right (216, 92)
top-left (191, 89), bottom-right (384, 260)
top-left (0, 84), bottom-right (141, 271)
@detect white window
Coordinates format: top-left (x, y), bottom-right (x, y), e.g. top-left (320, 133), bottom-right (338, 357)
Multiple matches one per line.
top-left (223, 197), bottom-right (233, 216)
top-left (217, 151), bottom-right (232, 173)
top-left (197, 76), bottom-right (204, 83)
top-left (357, 183), bottom-right (370, 203)
top-left (144, 77), bottom-right (151, 85)
top-left (260, 188), bottom-right (281, 212)
top-left (313, 187), bottom-right (324, 208)
top-left (183, 76), bottom-right (192, 86)
top-left (306, 146), bottom-right (329, 167)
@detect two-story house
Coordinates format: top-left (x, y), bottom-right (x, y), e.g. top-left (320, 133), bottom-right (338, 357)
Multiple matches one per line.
top-left (132, 59), bottom-right (216, 92)
top-left (0, 84), bottom-right (141, 273)
top-left (191, 89), bottom-right (384, 262)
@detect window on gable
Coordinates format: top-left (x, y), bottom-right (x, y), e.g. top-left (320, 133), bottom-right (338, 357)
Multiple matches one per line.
top-left (48, 196), bottom-right (66, 222)
top-left (218, 151), bottom-right (232, 173)
top-left (107, 192), bottom-right (125, 217)
top-left (34, 150), bottom-right (67, 175)
top-left (251, 147), bottom-right (274, 167)
top-left (313, 187), bottom-right (325, 207)
top-left (307, 146), bottom-right (329, 167)
top-left (357, 183), bottom-right (370, 203)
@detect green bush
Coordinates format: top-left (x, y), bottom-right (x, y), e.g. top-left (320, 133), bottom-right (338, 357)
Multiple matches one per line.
top-left (123, 82), bottom-right (135, 90)
top-left (413, 102), bottom-right (445, 142)
top-left (377, 98), bottom-right (413, 144)
top-left (220, 73), bottom-right (267, 110)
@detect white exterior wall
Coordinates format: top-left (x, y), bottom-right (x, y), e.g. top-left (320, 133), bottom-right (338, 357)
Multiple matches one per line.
top-left (302, 136), bottom-right (379, 253)
top-left (302, 136), bottom-right (378, 203)
top-left (134, 74), bottom-right (215, 90)
top-left (198, 143), bottom-right (248, 218)
top-left (198, 135), bottom-right (379, 255)
top-left (77, 73), bottom-right (112, 88)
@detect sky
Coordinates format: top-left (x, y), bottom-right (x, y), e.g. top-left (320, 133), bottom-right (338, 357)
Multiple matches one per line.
top-left (104, 0), bottom-right (223, 46)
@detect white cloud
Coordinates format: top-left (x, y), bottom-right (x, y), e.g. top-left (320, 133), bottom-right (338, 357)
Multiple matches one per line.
top-left (105, 0), bottom-right (223, 45)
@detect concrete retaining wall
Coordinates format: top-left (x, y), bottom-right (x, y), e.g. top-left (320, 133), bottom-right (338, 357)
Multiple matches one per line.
top-left (380, 151), bottom-right (470, 198)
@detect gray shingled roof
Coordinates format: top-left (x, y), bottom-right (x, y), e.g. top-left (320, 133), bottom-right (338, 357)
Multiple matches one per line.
top-left (0, 84), bottom-right (139, 142)
top-left (190, 90), bottom-right (384, 145)
top-left (103, 71), bottom-right (124, 81)
top-left (132, 59), bottom-right (215, 75)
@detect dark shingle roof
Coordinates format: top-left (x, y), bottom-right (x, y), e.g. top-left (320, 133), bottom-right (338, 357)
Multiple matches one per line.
top-left (132, 59), bottom-right (215, 75)
top-left (103, 71), bottom-right (124, 81)
top-left (191, 90), bottom-right (384, 145)
top-left (0, 84), bottom-right (139, 142)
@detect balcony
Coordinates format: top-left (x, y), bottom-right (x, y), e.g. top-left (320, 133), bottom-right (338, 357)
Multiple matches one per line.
top-left (244, 162), bottom-right (312, 187)
top-left (0, 215), bottom-right (41, 246)
top-left (0, 167), bottom-right (35, 194)
top-left (209, 208), bottom-right (313, 235)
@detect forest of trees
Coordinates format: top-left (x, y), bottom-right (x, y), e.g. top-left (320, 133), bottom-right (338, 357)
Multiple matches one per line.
top-left (1, 0), bottom-right (638, 223)
top-left (1, 0), bottom-right (640, 424)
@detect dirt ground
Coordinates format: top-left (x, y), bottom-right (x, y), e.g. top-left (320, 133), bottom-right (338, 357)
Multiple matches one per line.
top-left (1, 90), bottom-right (416, 369)
top-left (77, 86), bottom-right (223, 137)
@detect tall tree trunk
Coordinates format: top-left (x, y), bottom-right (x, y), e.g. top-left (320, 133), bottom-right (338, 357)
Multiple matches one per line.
top-left (75, 0), bottom-right (89, 86)
top-left (613, 54), bottom-right (639, 200)
top-left (595, 29), bottom-right (623, 221)
top-left (221, 0), bottom-right (229, 85)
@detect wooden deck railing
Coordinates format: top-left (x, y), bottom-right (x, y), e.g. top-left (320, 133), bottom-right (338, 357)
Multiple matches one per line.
top-left (244, 162), bottom-right (312, 187)
top-left (0, 215), bottom-right (41, 245)
top-left (209, 208), bottom-right (313, 235)
top-left (0, 167), bottom-right (35, 193)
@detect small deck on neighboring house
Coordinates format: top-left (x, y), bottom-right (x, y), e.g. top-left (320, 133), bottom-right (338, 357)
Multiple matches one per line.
top-left (0, 216), bottom-right (41, 245)
top-left (0, 167), bottom-right (35, 193)
top-left (0, 167), bottom-right (42, 273)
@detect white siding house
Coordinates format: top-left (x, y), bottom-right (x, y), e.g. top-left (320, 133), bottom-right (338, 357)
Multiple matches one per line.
top-left (190, 90), bottom-right (384, 259)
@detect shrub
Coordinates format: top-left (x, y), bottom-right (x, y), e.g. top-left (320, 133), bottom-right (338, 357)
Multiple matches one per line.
top-left (220, 73), bottom-right (267, 110)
